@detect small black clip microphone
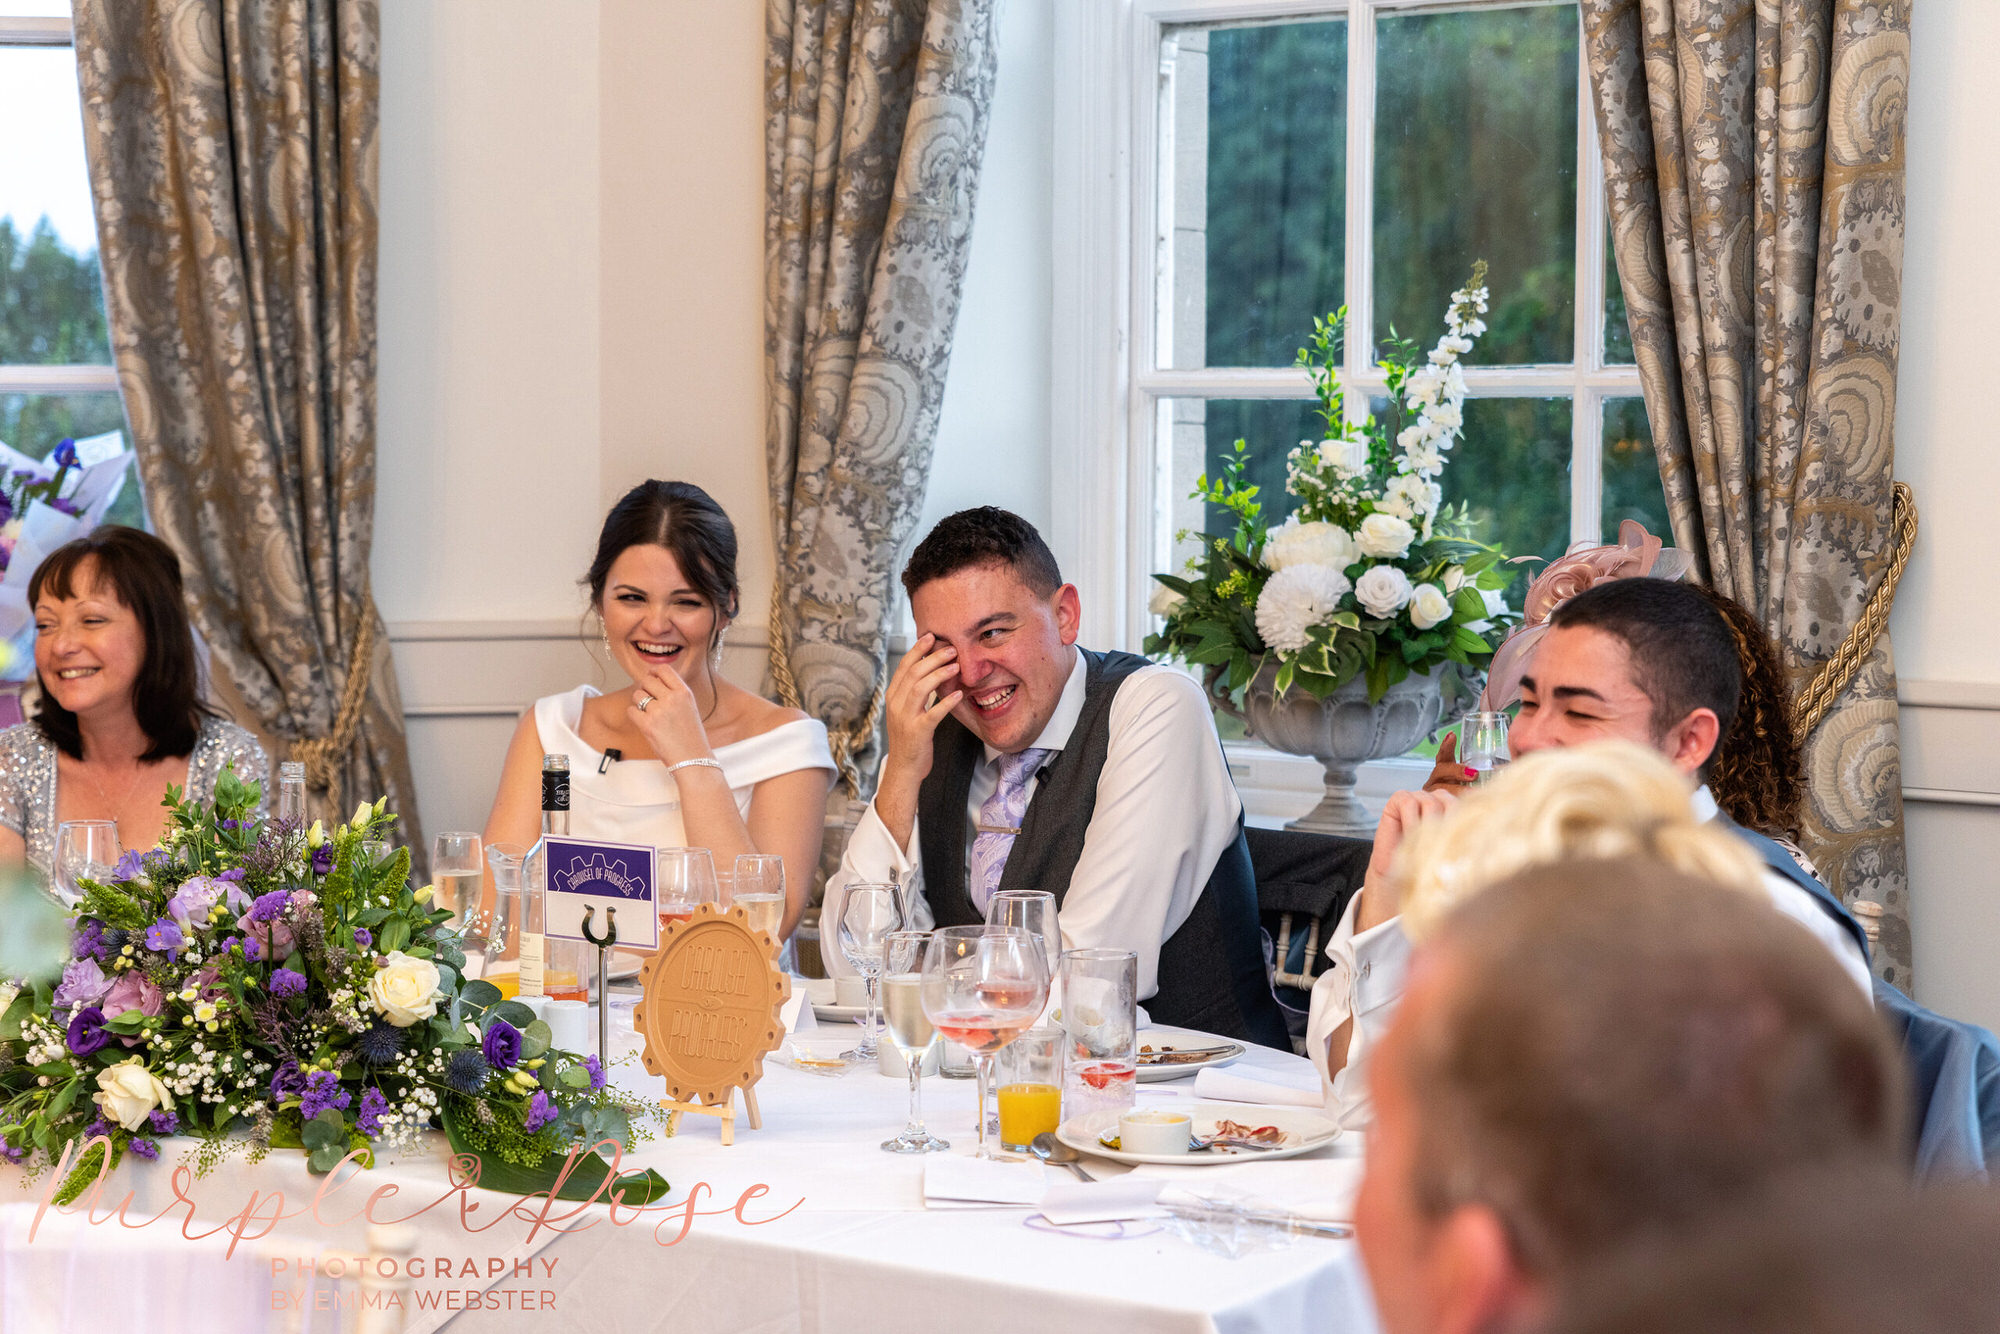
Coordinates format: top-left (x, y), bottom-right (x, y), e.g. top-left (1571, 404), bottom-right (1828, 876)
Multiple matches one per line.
top-left (599, 748), bottom-right (622, 774)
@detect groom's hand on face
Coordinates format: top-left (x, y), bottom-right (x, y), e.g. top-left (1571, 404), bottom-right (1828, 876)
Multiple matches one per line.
top-left (874, 633), bottom-right (964, 850)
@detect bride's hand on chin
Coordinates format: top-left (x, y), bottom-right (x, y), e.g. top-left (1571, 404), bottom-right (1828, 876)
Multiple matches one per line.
top-left (626, 662), bottom-right (712, 765)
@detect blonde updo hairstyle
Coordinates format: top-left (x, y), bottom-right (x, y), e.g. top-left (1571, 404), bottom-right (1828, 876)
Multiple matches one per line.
top-left (1395, 741), bottom-right (1768, 943)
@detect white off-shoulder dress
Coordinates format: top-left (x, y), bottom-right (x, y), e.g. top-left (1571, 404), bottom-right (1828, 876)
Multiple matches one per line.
top-left (530, 685), bottom-right (835, 848)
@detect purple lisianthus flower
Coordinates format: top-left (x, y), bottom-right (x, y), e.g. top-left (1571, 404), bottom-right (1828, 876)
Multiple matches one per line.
top-left (353, 928), bottom-right (373, 947)
top-left (165, 876), bottom-right (227, 931)
top-left (65, 1006), bottom-right (110, 1056)
top-left (127, 1138), bottom-right (158, 1160)
top-left (311, 844), bottom-right (335, 875)
top-left (269, 1059), bottom-right (306, 1103)
top-left (1, 1144), bottom-right (24, 1165)
top-left (584, 1054), bottom-right (605, 1092)
top-left (356, 1087), bottom-right (390, 1140)
top-left (148, 1110), bottom-right (178, 1135)
top-left (108, 849), bottom-right (146, 883)
top-left (51, 438), bottom-right (78, 469)
top-left (53, 956), bottom-right (111, 1008)
top-left (524, 1091), bottom-right (559, 1134)
top-left (299, 1069), bottom-right (351, 1121)
top-left (481, 1019), bottom-right (522, 1072)
top-left (270, 968), bottom-right (307, 998)
top-left (143, 918), bottom-right (183, 959)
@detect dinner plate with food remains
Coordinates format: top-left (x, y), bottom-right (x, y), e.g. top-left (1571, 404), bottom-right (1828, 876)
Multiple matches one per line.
top-left (1134, 1026), bottom-right (1246, 1082)
top-left (1055, 1102), bottom-right (1341, 1167)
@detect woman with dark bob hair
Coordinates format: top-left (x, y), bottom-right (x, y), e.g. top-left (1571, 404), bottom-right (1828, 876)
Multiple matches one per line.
top-left (0, 526), bottom-right (267, 872)
top-left (481, 481), bottom-right (834, 939)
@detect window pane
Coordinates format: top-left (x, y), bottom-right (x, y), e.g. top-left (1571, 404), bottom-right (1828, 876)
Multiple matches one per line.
top-left (1164, 20), bottom-right (1347, 369)
top-left (0, 393), bottom-right (144, 529)
top-left (0, 46), bottom-right (108, 365)
top-left (1604, 225), bottom-right (1634, 364)
top-left (1187, 398), bottom-right (1327, 539)
top-left (1602, 397), bottom-right (1668, 542)
top-left (1438, 397), bottom-right (1573, 607)
top-left (1374, 5), bottom-right (1578, 365)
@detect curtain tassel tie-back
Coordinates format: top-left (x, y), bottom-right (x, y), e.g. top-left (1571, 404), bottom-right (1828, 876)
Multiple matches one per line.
top-left (291, 602), bottom-right (378, 793)
top-left (766, 583), bottom-right (883, 798)
top-left (1794, 481), bottom-right (1919, 743)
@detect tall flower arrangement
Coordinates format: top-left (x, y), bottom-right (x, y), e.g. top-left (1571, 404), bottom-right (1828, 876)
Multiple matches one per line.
top-left (0, 771), bottom-right (665, 1205)
top-left (1148, 264), bottom-right (1520, 702)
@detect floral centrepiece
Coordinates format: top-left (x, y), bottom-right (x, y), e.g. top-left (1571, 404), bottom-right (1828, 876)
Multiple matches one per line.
top-left (1148, 264), bottom-right (1522, 702)
top-left (0, 770), bottom-right (664, 1204)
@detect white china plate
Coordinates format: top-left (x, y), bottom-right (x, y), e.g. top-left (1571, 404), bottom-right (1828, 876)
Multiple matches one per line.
top-left (811, 1002), bottom-right (870, 1024)
top-left (608, 948), bottom-right (646, 982)
top-left (1134, 1026), bottom-right (1246, 1083)
top-left (1056, 1102), bottom-right (1341, 1167)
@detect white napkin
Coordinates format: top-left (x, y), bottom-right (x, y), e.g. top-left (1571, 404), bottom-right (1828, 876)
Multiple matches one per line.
top-left (1192, 1063), bottom-right (1324, 1108)
top-left (1139, 1157), bottom-right (1364, 1224)
top-left (923, 1156), bottom-right (1047, 1209)
top-left (1037, 1177), bottom-right (1165, 1225)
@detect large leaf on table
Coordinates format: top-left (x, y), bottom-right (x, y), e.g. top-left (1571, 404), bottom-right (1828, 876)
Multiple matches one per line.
top-left (439, 1101), bottom-right (669, 1204)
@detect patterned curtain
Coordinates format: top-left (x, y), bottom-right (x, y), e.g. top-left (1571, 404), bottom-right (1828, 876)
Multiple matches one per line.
top-left (73, 0), bottom-right (423, 861)
top-left (764, 0), bottom-right (1001, 809)
top-left (1584, 0), bottom-right (1912, 981)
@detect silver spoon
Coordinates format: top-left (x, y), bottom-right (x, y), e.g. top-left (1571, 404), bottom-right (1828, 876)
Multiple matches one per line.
top-left (1030, 1132), bottom-right (1096, 1182)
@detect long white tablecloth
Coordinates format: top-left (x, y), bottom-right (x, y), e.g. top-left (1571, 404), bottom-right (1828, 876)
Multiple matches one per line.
top-left (1, 1004), bottom-right (1379, 1334)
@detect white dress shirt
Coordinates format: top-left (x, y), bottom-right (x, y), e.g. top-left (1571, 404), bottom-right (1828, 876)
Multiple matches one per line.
top-left (1305, 783), bottom-right (1874, 1127)
top-left (824, 651), bottom-right (1242, 1002)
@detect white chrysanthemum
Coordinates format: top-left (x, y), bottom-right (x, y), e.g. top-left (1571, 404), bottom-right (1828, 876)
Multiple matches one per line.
top-left (1263, 518), bottom-right (1358, 572)
top-left (1355, 565), bottom-right (1415, 619)
top-left (1255, 563), bottom-right (1352, 653)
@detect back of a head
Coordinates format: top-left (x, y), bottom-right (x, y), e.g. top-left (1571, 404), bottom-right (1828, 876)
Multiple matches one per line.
top-left (1548, 579), bottom-right (1742, 773)
top-left (1693, 586), bottom-right (1805, 838)
top-left (1408, 857), bottom-right (1905, 1282)
top-left (1395, 741), bottom-right (1768, 942)
top-left (901, 507), bottom-right (1063, 600)
top-left (1536, 1167), bottom-right (2000, 1334)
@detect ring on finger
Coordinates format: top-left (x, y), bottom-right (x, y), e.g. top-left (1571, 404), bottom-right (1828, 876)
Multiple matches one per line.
top-left (635, 691), bottom-right (653, 712)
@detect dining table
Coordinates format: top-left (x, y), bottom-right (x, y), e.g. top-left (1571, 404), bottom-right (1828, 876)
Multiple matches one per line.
top-left (0, 987), bottom-right (1379, 1334)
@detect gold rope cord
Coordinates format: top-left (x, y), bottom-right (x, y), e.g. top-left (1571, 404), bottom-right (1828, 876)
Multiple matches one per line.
top-left (290, 595), bottom-right (379, 793)
top-left (1793, 481), bottom-right (1919, 744)
top-left (766, 580), bottom-right (883, 797)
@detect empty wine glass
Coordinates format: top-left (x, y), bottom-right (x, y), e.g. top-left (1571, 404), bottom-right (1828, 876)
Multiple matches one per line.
top-left (838, 884), bottom-right (901, 1060)
top-left (431, 831), bottom-right (483, 930)
top-left (53, 820), bottom-right (120, 907)
top-left (985, 890), bottom-right (1060, 974)
top-left (1460, 710), bottom-right (1511, 781)
top-left (922, 924), bottom-right (1050, 1161)
top-left (657, 846), bottom-right (719, 935)
top-left (879, 929), bottom-right (948, 1154)
top-left (732, 853), bottom-right (787, 949)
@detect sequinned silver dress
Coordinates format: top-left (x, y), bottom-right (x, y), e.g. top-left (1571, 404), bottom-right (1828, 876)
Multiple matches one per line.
top-left (0, 718), bottom-right (269, 872)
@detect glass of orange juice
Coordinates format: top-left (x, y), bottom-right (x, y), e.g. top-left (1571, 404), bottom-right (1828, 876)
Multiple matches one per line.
top-left (995, 1027), bottom-right (1064, 1152)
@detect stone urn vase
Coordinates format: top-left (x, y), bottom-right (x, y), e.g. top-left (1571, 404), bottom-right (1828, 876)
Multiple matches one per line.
top-left (1216, 659), bottom-right (1450, 836)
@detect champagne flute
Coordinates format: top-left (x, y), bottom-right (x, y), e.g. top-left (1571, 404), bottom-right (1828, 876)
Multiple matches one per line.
top-left (732, 853), bottom-right (787, 948)
top-left (53, 820), bottom-right (120, 907)
top-left (431, 832), bottom-right (483, 930)
top-left (837, 885), bottom-right (900, 1060)
top-left (656, 847), bottom-right (719, 935)
top-left (879, 930), bottom-right (948, 1154)
top-left (922, 924), bottom-right (1050, 1161)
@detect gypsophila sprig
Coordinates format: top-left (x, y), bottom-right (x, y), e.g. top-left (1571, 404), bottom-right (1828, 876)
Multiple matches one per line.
top-left (1147, 263), bottom-right (1522, 703)
top-left (0, 769), bottom-right (663, 1205)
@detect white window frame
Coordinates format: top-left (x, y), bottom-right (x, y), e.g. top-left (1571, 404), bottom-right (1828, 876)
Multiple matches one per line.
top-left (0, 13), bottom-right (119, 403)
top-left (1051, 0), bottom-right (1641, 655)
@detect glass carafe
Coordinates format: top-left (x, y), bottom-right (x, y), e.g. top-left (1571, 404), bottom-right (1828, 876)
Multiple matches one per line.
top-left (476, 841), bottom-right (529, 996)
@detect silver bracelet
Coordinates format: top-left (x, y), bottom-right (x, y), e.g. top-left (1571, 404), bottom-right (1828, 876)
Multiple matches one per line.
top-left (667, 758), bottom-right (724, 777)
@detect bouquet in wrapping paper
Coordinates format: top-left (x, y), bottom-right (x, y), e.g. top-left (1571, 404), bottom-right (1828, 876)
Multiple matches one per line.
top-left (0, 429), bottom-right (140, 677)
top-left (0, 770), bottom-right (668, 1206)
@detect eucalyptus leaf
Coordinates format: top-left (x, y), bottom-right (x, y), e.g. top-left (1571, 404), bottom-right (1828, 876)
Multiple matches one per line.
top-left (492, 1001), bottom-right (536, 1030)
top-left (519, 1020), bottom-right (551, 1061)
top-left (460, 979), bottom-right (503, 1010)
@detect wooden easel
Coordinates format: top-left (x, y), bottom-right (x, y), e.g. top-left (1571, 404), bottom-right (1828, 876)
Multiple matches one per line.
top-left (659, 1086), bottom-right (763, 1146)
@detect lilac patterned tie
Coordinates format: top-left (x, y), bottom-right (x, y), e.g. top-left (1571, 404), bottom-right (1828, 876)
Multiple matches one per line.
top-left (968, 747), bottom-right (1052, 914)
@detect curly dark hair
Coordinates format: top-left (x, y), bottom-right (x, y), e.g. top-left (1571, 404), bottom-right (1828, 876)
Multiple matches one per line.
top-left (1698, 586), bottom-right (1804, 840)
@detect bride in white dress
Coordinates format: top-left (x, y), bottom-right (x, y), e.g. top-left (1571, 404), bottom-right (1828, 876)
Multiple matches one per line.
top-left (481, 481), bottom-right (835, 939)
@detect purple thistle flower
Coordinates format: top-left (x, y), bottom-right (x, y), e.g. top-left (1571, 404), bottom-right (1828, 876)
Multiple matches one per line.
top-left (353, 927), bottom-right (373, 947)
top-left (269, 1059), bottom-right (306, 1103)
top-left (299, 1069), bottom-right (351, 1121)
top-left (127, 1138), bottom-right (158, 1160)
top-left (270, 968), bottom-right (307, 998)
top-left (481, 1019), bottom-right (522, 1072)
top-left (524, 1091), bottom-right (559, 1134)
top-left (148, 1110), bottom-right (178, 1135)
top-left (584, 1055), bottom-right (605, 1092)
top-left (248, 890), bottom-right (289, 924)
top-left (311, 844), bottom-right (335, 876)
top-left (65, 1006), bottom-right (110, 1056)
top-left (356, 1087), bottom-right (390, 1140)
top-left (143, 918), bottom-right (183, 959)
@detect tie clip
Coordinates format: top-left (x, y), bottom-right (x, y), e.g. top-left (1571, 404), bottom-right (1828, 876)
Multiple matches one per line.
top-left (975, 823), bottom-right (1022, 836)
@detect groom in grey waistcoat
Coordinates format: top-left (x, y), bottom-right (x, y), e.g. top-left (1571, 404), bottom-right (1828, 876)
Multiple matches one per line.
top-left (824, 507), bottom-right (1289, 1049)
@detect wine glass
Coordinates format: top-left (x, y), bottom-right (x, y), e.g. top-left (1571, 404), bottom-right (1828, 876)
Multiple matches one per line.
top-left (879, 930), bottom-right (948, 1154)
top-left (837, 884), bottom-right (901, 1060)
top-left (53, 820), bottom-right (120, 907)
top-left (732, 853), bottom-right (787, 949)
top-left (1460, 710), bottom-right (1511, 781)
top-left (431, 831), bottom-right (483, 930)
top-left (921, 924), bottom-right (1050, 1161)
top-left (656, 847), bottom-right (719, 935)
top-left (985, 890), bottom-right (1060, 974)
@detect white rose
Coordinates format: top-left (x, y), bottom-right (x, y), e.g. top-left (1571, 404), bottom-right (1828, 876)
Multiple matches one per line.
top-left (1481, 587), bottom-right (1510, 617)
top-left (1147, 584), bottom-right (1186, 617)
top-left (1357, 513), bottom-right (1416, 559)
top-left (94, 1058), bottom-right (174, 1132)
top-left (367, 950), bottom-right (442, 1028)
top-left (1317, 437), bottom-right (1371, 476)
top-left (1263, 518), bottom-right (1357, 572)
top-left (1409, 583), bottom-right (1453, 630)
top-left (1442, 565), bottom-right (1468, 593)
top-left (1355, 565), bottom-right (1415, 619)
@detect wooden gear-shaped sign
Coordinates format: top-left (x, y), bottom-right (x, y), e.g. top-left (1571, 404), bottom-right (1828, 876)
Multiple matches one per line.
top-left (634, 902), bottom-right (788, 1141)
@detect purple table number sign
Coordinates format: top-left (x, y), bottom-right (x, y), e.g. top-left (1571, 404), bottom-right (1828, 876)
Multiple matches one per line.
top-left (541, 836), bottom-right (659, 950)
